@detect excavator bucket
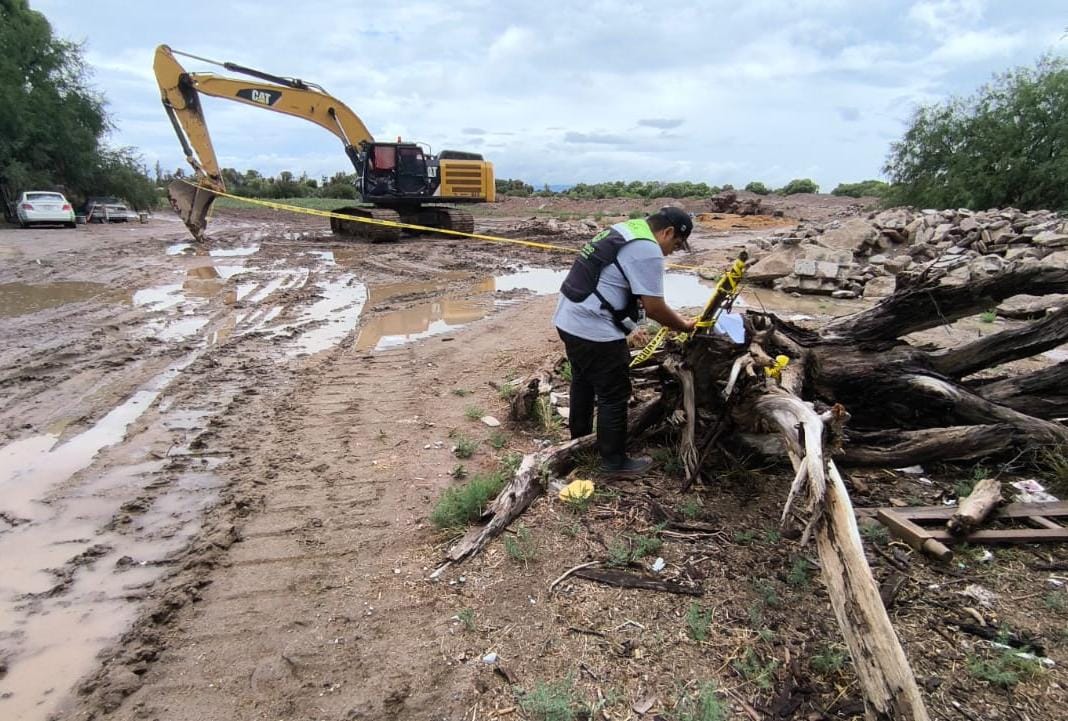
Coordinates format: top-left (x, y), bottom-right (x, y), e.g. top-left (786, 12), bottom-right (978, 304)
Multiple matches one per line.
top-left (168, 180), bottom-right (217, 242)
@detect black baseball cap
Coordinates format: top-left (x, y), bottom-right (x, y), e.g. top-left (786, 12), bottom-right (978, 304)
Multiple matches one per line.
top-left (653, 206), bottom-right (693, 251)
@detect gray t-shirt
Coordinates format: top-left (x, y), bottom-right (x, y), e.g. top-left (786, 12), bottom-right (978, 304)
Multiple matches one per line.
top-left (553, 238), bottom-right (665, 341)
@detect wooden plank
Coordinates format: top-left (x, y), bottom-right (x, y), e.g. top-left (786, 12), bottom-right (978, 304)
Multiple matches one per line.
top-left (876, 510), bottom-right (954, 561)
top-left (924, 527), bottom-right (1068, 544)
top-left (860, 501), bottom-right (1068, 522)
top-left (1027, 516), bottom-right (1063, 530)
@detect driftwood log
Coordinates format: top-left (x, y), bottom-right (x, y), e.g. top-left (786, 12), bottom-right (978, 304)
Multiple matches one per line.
top-left (438, 260), bottom-right (1068, 720)
top-left (947, 478), bottom-right (1003, 535)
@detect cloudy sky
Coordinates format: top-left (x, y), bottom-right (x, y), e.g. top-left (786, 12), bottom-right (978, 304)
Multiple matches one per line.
top-left (33, 0), bottom-right (1067, 190)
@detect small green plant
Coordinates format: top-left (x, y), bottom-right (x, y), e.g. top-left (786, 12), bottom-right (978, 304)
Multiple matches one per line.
top-left (559, 360), bottom-right (573, 382)
top-left (502, 451), bottom-right (523, 473)
top-left (451, 464), bottom-right (468, 480)
top-left (561, 490), bottom-right (594, 514)
top-left (573, 449), bottom-right (601, 476)
top-left (607, 538), bottom-right (632, 567)
top-left (686, 602), bottom-right (713, 642)
top-left (1035, 443), bottom-right (1068, 497)
top-left (674, 682), bottom-right (727, 721)
top-left (955, 477), bottom-right (976, 498)
top-left (753, 579), bottom-right (782, 608)
top-left (628, 209), bottom-right (645, 220)
top-left (430, 470), bottom-right (506, 529)
top-left (453, 435), bottom-right (478, 459)
top-left (763, 529), bottom-right (782, 545)
top-left (734, 530), bottom-right (758, 545)
top-left (979, 309), bottom-right (997, 323)
top-left (532, 396), bottom-right (563, 435)
top-left (967, 647), bottom-right (1044, 688)
top-left (451, 388), bottom-right (472, 397)
top-left (632, 529), bottom-right (663, 559)
top-left (503, 524), bottom-right (537, 564)
top-left (376, 428), bottom-right (388, 442)
top-left (560, 519), bottom-right (582, 538)
top-left (488, 430), bottom-right (508, 450)
top-left (747, 603), bottom-right (764, 627)
top-left (607, 529), bottom-right (663, 566)
top-left (652, 447), bottom-right (685, 476)
top-left (732, 647), bottom-right (779, 690)
top-left (787, 557), bottom-right (813, 588)
top-left (860, 523), bottom-right (889, 545)
top-left (518, 677), bottom-right (581, 721)
top-left (679, 497), bottom-right (702, 520)
top-left (498, 382), bottom-right (518, 400)
top-left (457, 608), bottom-right (476, 631)
top-left (757, 627), bottom-right (775, 643)
top-left (811, 645), bottom-right (848, 675)
top-left (1043, 590), bottom-right (1067, 614)
top-left (464, 405), bottom-right (485, 421)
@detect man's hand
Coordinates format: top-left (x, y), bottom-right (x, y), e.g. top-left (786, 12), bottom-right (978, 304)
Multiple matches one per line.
top-left (641, 295), bottom-right (694, 334)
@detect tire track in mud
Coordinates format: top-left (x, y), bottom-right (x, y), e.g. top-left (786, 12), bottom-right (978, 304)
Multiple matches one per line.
top-left (72, 295), bottom-right (562, 721)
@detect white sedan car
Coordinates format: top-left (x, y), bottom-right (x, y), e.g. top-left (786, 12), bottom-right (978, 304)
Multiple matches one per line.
top-left (16, 191), bottom-right (76, 228)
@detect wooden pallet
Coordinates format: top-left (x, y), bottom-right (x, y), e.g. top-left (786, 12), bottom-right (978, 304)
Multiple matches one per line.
top-left (858, 501), bottom-right (1068, 560)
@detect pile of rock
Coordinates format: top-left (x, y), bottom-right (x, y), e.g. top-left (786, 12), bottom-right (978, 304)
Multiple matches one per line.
top-left (747, 207), bottom-right (1068, 299)
top-left (704, 191), bottom-right (763, 216)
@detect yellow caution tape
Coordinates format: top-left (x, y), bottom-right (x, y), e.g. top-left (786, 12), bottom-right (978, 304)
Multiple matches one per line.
top-left (559, 478), bottom-right (595, 502)
top-left (629, 254), bottom-right (748, 367)
top-left (177, 180), bottom-right (706, 272)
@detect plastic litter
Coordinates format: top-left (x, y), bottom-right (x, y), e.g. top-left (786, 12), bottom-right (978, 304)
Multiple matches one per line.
top-left (559, 478), bottom-right (594, 503)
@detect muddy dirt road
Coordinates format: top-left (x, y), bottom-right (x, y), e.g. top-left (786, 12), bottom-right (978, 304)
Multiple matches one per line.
top-left (4, 205), bottom-right (1064, 721)
top-left (0, 208), bottom-right (799, 720)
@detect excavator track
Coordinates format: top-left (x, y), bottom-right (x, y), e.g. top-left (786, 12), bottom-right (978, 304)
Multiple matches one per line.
top-left (397, 206), bottom-right (475, 236)
top-left (330, 207), bottom-right (402, 243)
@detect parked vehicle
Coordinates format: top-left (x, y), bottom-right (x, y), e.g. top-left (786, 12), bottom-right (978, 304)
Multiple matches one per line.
top-left (15, 191), bottom-right (76, 228)
top-left (81, 196), bottom-right (136, 223)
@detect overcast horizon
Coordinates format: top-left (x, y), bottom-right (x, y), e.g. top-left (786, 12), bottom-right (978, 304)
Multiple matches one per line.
top-left (32, 0), bottom-right (1068, 191)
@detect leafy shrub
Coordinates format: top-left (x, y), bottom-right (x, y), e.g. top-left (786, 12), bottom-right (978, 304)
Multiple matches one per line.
top-left (430, 470), bottom-right (505, 528)
top-left (744, 181), bottom-right (770, 195)
top-left (778, 178), bottom-right (820, 195)
top-left (831, 179), bottom-right (889, 198)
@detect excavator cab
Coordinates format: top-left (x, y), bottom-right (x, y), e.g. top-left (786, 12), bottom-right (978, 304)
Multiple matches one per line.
top-left (360, 143), bottom-right (433, 198)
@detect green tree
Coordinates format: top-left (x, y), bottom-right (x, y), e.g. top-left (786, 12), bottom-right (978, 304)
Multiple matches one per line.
top-left (884, 56), bottom-right (1068, 210)
top-left (745, 181), bottom-right (770, 195)
top-left (831, 179), bottom-right (890, 198)
top-left (0, 1), bottom-right (155, 208)
top-left (778, 178), bottom-right (820, 195)
top-left (495, 178), bottom-right (534, 197)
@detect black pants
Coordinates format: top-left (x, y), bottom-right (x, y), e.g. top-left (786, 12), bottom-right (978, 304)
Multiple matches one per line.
top-left (557, 328), bottom-right (631, 467)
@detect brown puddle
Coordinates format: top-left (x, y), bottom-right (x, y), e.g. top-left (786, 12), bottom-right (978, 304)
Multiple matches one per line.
top-left (355, 298), bottom-right (491, 351)
top-left (0, 282), bottom-right (118, 318)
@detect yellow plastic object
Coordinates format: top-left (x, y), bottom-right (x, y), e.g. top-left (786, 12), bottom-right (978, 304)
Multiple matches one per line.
top-left (765, 355), bottom-right (790, 379)
top-left (559, 479), bottom-right (595, 502)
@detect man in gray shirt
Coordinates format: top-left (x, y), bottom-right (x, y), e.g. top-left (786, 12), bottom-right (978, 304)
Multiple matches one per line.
top-left (554, 207), bottom-right (695, 475)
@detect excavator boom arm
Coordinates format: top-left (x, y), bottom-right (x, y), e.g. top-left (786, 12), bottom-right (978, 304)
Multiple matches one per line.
top-left (154, 44), bottom-right (375, 238)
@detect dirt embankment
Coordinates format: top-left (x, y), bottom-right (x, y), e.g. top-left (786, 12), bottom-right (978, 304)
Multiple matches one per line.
top-left (0, 198), bottom-right (1064, 721)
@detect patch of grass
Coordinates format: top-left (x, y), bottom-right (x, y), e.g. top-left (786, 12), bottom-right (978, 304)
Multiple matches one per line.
top-left (464, 405), bottom-right (485, 421)
top-left (488, 430), bottom-right (508, 450)
top-left (955, 477), bottom-right (976, 498)
top-left (967, 647), bottom-right (1045, 688)
top-left (1036, 443), bottom-right (1068, 497)
top-left (786, 557), bottom-right (813, 588)
top-left (453, 435), bottom-right (478, 459)
top-left (1043, 590), bottom-right (1067, 614)
top-left (811, 645), bottom-right (848, 675)
top-left (674, 682), bottom-right (727, 721)
top-left (503, 524), bottom-right (537, 564)
top-left (606, 529), bottom-right (664, 566)
top-left (573, 449), bottom-right (601, 476)
top-left (747, 603), bottom-right (764, 628)
top-left (517, 677), bottom-right (582, 721)
top-left (733, 530), bottom-right (758, 545)
top-left (679, 497), bottom-right (702, 520)
top-left (498, 382), bottom-right (518, 400)
top-left (652, 447), bottom-right (685, 476)
top-left (860, 523), bottom-right (889, 545)
top-left (451, 388), bottom-right (472, 397)
top-left (451, 464), bottom-right (467, 480)
top-left (559, 360), bottom-right (572, 382)
top-left (502, 451), bottom-right (523, 473)
top-left (979, 309), bottom-right (997, 323)
top-left (532, 396), bottom-right (564, 435)
top-left (457, 608), bottom-right (476, 632)
top-left (628, 210), bottom-right (645, 220)
top-left (753, 579), bottom-right (782, 608)
top-left (430, 470), bottom-right (506, 529)
top-left (732, 647), bottom-right (779, 690)
top-left (763, 529), bottom-right (782, 545)
top-left (560, 519), bottom-right (582, 538)
top-left (686, 602), bottom-right (713, 642)
top-left (561, 491), bottom-right (594, 514)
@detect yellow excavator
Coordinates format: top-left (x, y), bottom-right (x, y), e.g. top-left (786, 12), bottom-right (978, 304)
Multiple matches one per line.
top-left (154, 45), bottom-right (495, 242)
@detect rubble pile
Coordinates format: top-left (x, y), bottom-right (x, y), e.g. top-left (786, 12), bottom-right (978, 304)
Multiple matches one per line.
top-left (748, 207), bottom-right (1068, 300)
top-left (704, 190), bottom-right (763, 216)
